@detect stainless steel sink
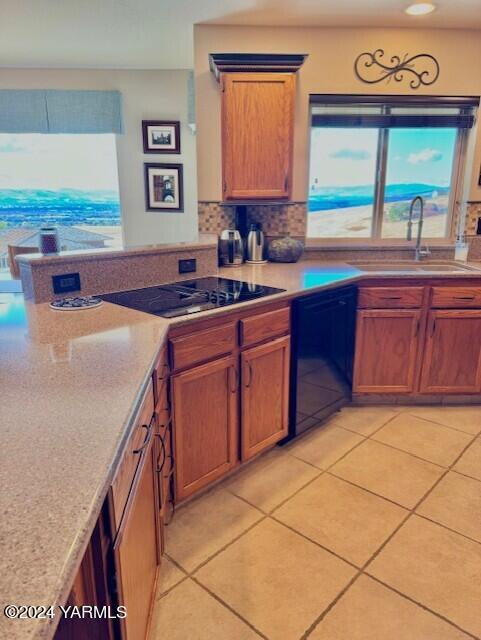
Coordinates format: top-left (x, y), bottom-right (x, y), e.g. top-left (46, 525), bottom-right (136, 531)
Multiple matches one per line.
top-left (349, 261), bottom-right (480, 274)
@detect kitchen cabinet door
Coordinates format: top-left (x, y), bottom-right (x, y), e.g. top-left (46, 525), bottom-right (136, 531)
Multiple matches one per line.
top-left (221, 72), bottom-right (294, 200)
top-left (420, 310), bottom-right (481, 393)
top-left (114, 437), bottom-right (160, 640)
top-left (54, 518), bottom-right (114, 640)
top-left (241, 335), bottom-right (290, 460)
top-left (171, 355), bottom-right (239, 501)
top-left (353, 309), bottom-right (421, 393)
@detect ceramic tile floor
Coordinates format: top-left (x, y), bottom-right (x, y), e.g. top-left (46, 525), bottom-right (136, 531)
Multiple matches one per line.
top-left (149, 405), bottom-right (481, 640)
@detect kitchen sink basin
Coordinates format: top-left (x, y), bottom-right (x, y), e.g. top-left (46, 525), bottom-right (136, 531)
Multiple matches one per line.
top-left (350, 261), bottom-right (481, 274)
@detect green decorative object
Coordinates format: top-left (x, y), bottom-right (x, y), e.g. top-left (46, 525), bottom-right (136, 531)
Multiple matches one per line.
top-left (267, 237), bottom-right (304, 263)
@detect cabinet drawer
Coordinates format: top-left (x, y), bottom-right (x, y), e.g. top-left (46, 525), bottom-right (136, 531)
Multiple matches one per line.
top-left (358, 287), bottom-right (424, 309)
top-left (431, 287), bottom-right (481, 308)
top-left (240, 307), bottom-right (290, 347)
top-left (169, 322), bottom-right (236, 370)
top-left (111, 382), bottom-right (155, 531)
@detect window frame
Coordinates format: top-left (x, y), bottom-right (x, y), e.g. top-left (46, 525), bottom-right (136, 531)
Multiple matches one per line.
top-left (306, 95), bottom-right (475, 247)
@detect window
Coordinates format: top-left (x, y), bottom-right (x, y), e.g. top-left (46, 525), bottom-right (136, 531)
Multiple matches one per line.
top-left (307, 96), bottom-right (477, 241)
top-left (0, 133), bottom-right (121, 281)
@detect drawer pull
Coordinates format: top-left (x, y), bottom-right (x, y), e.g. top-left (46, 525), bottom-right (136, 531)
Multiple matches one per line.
top-left (245, 361), bottom-right (253, 388)
top-left (158, 363), bottom-right (170, 380)
top-left (228, 365), bottom-right (238, 393)
top-left (431, 319), bottom-right (436, 337)
top-left (381, 296), bottom-right (402, 300)
top-left (454, 296), bottom-right (475, 300)
top-left (133, 419), bottom-right (154, 454)
top-left (155, 432), bottom-right (166, 473)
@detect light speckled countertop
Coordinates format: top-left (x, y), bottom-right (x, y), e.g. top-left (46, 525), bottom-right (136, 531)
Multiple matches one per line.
top-left (2, 259), bottom-right (481, 639)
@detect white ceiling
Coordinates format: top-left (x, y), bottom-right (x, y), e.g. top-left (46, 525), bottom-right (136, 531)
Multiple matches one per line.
top-left (0, 0), bottom-right (480, 69)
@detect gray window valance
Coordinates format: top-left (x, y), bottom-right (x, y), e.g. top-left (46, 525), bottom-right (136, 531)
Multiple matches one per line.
top-left (0, 90), bottom-right (123, 134)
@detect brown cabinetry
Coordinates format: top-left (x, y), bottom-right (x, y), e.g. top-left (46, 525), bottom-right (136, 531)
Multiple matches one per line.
top-left (358, 286), bottom-right (424, 309)
top-left (55, 517), bottom-right (114, 640)
top-left (170, 302), bottom-right (291, 501)
top-left (354, 282), bottom-right (481, 397)
top-left (110, 383), bottom-right (155, 530)
top-left (431, 286), bottom-right (481, 308)
top-left (420, 310), bottom-right (481, 393)
top-left (221, 72), bottom-right (295, 200)
top-left (353, 310), bottom-right (421, 393)
top-left (113, 436), bottom-right (160, 640)
top-left (241, 335), bottom-right (290, 460)
top-left (171, 355), bottom-right (239, 501)
top-left (57, 359), bottom-right (169, 640)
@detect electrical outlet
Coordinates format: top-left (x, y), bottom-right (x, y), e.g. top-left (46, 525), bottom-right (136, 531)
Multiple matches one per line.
top-left (178, 258), bottom-right (197, 274)
top-left (52, 272), bottom-right (81, 294)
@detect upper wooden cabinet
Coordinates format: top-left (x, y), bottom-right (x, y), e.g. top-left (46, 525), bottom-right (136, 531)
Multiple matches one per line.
top-left (221, 72), bottom-right (295, 200)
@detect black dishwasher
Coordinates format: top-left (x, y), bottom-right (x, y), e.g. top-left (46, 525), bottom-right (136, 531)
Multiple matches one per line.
top-left (286, 285), bottom-right (357, 440)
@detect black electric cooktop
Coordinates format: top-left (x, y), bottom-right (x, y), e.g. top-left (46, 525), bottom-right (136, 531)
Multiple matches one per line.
top-left (100, 277), bottom-right (285, 318)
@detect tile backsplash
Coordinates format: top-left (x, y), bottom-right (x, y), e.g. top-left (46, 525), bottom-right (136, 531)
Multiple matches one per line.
top-left (198, 201), bottom-right (307, 240)
top-left (199, 200), bottom-right (481, 258)
top-left (465, 201), bottom-right (481, 236)
top-left (198, 202), bottom-right (236, 235)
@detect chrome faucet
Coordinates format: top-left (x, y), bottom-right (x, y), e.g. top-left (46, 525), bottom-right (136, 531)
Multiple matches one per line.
top-left (407, 196), bottom-right (430, 261)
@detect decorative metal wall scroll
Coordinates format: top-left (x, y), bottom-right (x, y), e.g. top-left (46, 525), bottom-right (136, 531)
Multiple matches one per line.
top-left (354, 49), bottom-right (440, 90)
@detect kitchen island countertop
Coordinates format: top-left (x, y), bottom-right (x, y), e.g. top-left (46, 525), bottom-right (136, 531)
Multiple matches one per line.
top-left (2, 258), bottom-right (481, 639)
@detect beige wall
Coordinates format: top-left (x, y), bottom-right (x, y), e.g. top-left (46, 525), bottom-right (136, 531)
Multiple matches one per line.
top-left (0, 68), bottom-right (198, 247)
top-left (194, 25), bottom-right (481, 203)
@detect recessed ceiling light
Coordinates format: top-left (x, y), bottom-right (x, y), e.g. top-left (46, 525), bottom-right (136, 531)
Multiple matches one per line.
top-left (405, 2), bottom-right (436, 15)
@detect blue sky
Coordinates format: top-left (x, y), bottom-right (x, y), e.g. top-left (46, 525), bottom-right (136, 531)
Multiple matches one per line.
top-left (309, 127), bottom-right (457, 189)
top-left (0, 133), bottom-right (120, 191)
top-left (386, 128), bottom-right (456, 187)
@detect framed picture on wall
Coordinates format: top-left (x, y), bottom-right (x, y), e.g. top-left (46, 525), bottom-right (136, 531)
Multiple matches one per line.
top-left (142, 120), bottom-right (181, 154)
top-left (144, 163), bottom-right (183, 212)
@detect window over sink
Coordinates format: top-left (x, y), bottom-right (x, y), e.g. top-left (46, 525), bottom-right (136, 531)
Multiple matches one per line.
top-left (307, 96), bottom-right (478, 242)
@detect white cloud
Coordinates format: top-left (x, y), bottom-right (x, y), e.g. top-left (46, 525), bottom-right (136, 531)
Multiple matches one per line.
top-left (407, 148), bottom-right (443, 164)
top-left (329, 148), bottom-right (371, 161)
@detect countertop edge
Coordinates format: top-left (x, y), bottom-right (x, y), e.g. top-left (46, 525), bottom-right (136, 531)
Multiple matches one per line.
top-left (10, 259), bottom-right (481, 640)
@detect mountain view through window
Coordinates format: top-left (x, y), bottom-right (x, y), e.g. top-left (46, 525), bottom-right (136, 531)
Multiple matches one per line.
top-left (0, 133), bottom-right (121, 280)
top-left (308, 126), bottom-right (457, 239)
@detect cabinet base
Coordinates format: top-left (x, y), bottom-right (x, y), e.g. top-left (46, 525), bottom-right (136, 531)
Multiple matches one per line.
top-left (352, 393), bottom-right (481, 406)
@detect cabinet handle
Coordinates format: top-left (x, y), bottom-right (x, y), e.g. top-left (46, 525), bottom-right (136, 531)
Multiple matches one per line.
top-left (228, 365), bottom-right (238, 393)
top-left (414, 319), bottom-right (420, 337)
top-left (244, 361), bottom-right (253, 388)
top-left (133, 418), bottom-right (154, 454)
top-left (158, 362), bottom-right (170, 381)
top-left (284, 174), bottom-right (288, 192)
top-left (155, 432), bottom-right (166, 474)
top-left (381, 296), bottom-right (401, 300)
top-left (431, 318), bottom-right (436, 337)
top-left (454, 296), bottom-right (475, 300)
